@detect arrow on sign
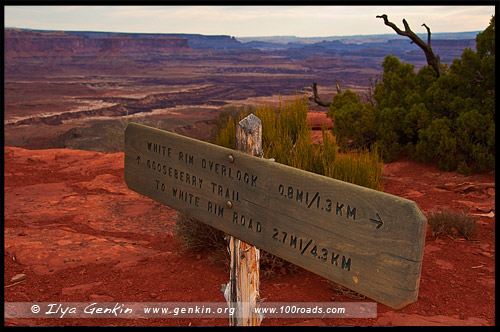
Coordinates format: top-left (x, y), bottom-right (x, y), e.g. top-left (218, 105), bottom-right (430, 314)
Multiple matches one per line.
top-left (124, 122), bottom-right (428, 310)
top-left (370, 213), bottom-right (384, 229)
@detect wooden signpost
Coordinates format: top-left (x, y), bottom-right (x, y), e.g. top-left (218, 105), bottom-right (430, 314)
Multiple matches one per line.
top-left (124, 120), bottom-right (427, 311)
top-left (224, 114), bottom-right (263, 326)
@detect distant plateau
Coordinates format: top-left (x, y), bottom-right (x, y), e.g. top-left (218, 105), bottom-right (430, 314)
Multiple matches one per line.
top-left (4, 28), bottom-right (477, 152)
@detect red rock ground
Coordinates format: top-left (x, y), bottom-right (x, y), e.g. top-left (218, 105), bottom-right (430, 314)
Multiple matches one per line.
top-left (4, 144), bottom-right (495, 326)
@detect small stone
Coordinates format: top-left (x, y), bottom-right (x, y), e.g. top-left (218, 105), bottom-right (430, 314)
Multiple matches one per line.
top-left (10, 273), bottom-right (26, 283)
top-left (150, 293), bottom-right (158, 298)
top-left (195, 254), bottom-right (202, 260)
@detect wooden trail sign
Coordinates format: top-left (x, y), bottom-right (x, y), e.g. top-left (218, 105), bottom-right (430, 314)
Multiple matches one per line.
top-left (124, 122), bottom-right (427, 310)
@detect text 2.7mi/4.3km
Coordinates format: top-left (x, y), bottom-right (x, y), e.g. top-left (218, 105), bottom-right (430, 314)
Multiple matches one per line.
top-left (124, 123), bottom-right (427, 310)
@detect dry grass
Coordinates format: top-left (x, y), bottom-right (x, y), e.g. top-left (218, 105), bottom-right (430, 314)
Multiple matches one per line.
top-left (427, 208), bottom-right (478, 240)
top-left (174, 213), bottom-right (298, 279)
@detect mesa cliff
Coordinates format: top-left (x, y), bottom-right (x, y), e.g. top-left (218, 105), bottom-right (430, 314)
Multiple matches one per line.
top-left (4, 27), bottom-right (479, 154)
top-left (4, 29), bottom-right (191, 60)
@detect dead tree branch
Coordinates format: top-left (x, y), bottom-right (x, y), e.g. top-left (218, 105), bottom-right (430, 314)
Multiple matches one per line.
top-left (309, 81), bottom-right (342, 108)
top-left (336, 81), bottom-right (341, 94)
top-left (376, 14), bottom-right (440, 77)
top-left (310, 82), bottom-right (333, 107)
top-left (421, 23), bottom-right (431, 48)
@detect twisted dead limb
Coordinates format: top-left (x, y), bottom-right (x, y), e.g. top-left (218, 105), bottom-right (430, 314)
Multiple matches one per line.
top-left (376, 14), bottom-right (441, 77)
top-left (309, 82), bottom-right (341, 107)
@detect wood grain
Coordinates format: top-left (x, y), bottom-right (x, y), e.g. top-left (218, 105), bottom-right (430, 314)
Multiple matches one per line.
top-left (228, 114), bottom-right (262, 326)
top-left (124, 122), bottom-right (427, 309)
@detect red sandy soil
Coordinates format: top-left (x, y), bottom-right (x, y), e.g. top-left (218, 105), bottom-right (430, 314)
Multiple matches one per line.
top-left (4, 143), bottom-right (495, 326)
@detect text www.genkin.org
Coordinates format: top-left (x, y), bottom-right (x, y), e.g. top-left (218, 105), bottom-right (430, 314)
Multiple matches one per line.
top-left (4, 302), bottom-right (377, 319)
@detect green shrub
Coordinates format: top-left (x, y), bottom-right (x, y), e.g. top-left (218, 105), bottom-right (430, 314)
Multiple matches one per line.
top-left (415, 117), bottom-right (458, 171)
top-left (330, 144), bottom-right (384, 191)
top-left (327, 89), bottom-right (378, 152)
top-left (214, 112), bottom-right (237, 149)
top-left (327, 16), bottom-right (495, 174)
top-left (316, 126), bottom-right (338, 177)
top-left (255, 94), bottom-right (313, 170)
top-left (218, 94), bottom-right (385, 190)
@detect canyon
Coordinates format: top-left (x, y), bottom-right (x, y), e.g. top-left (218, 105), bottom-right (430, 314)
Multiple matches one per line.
top-left (3, 28), bottom-right (494, 327)
top-left (4, 28), bottom-right (476, 151)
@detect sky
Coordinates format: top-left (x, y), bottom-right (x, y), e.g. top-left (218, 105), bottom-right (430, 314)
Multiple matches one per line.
top-left (4, 5), bottom-right (496, 38)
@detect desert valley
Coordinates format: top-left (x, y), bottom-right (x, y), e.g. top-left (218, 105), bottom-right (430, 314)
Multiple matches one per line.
top-left (4, 28), bottom-right (477, 150)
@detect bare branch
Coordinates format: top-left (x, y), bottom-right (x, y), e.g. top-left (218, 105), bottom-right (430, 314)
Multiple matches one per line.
top-left (310, 82), bottom-right (333, 107)
top-left (336, 81), bottom-right (342, 94)
top-left (402, 19), bottom-right (411, 33)
top-left (422, 23), bottom-right (431, 48)
top-left (376, 14), bottom-right (404, 35)
top-left (377, 14), bottom-right (440, 77)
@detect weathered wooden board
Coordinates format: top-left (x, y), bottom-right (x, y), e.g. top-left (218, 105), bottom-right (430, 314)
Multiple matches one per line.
top-left (124, 122), bottom-right (427, 309)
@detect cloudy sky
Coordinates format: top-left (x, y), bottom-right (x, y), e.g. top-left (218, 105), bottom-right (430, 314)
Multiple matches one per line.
top-left (4, 5), bottom-right (496, 37)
